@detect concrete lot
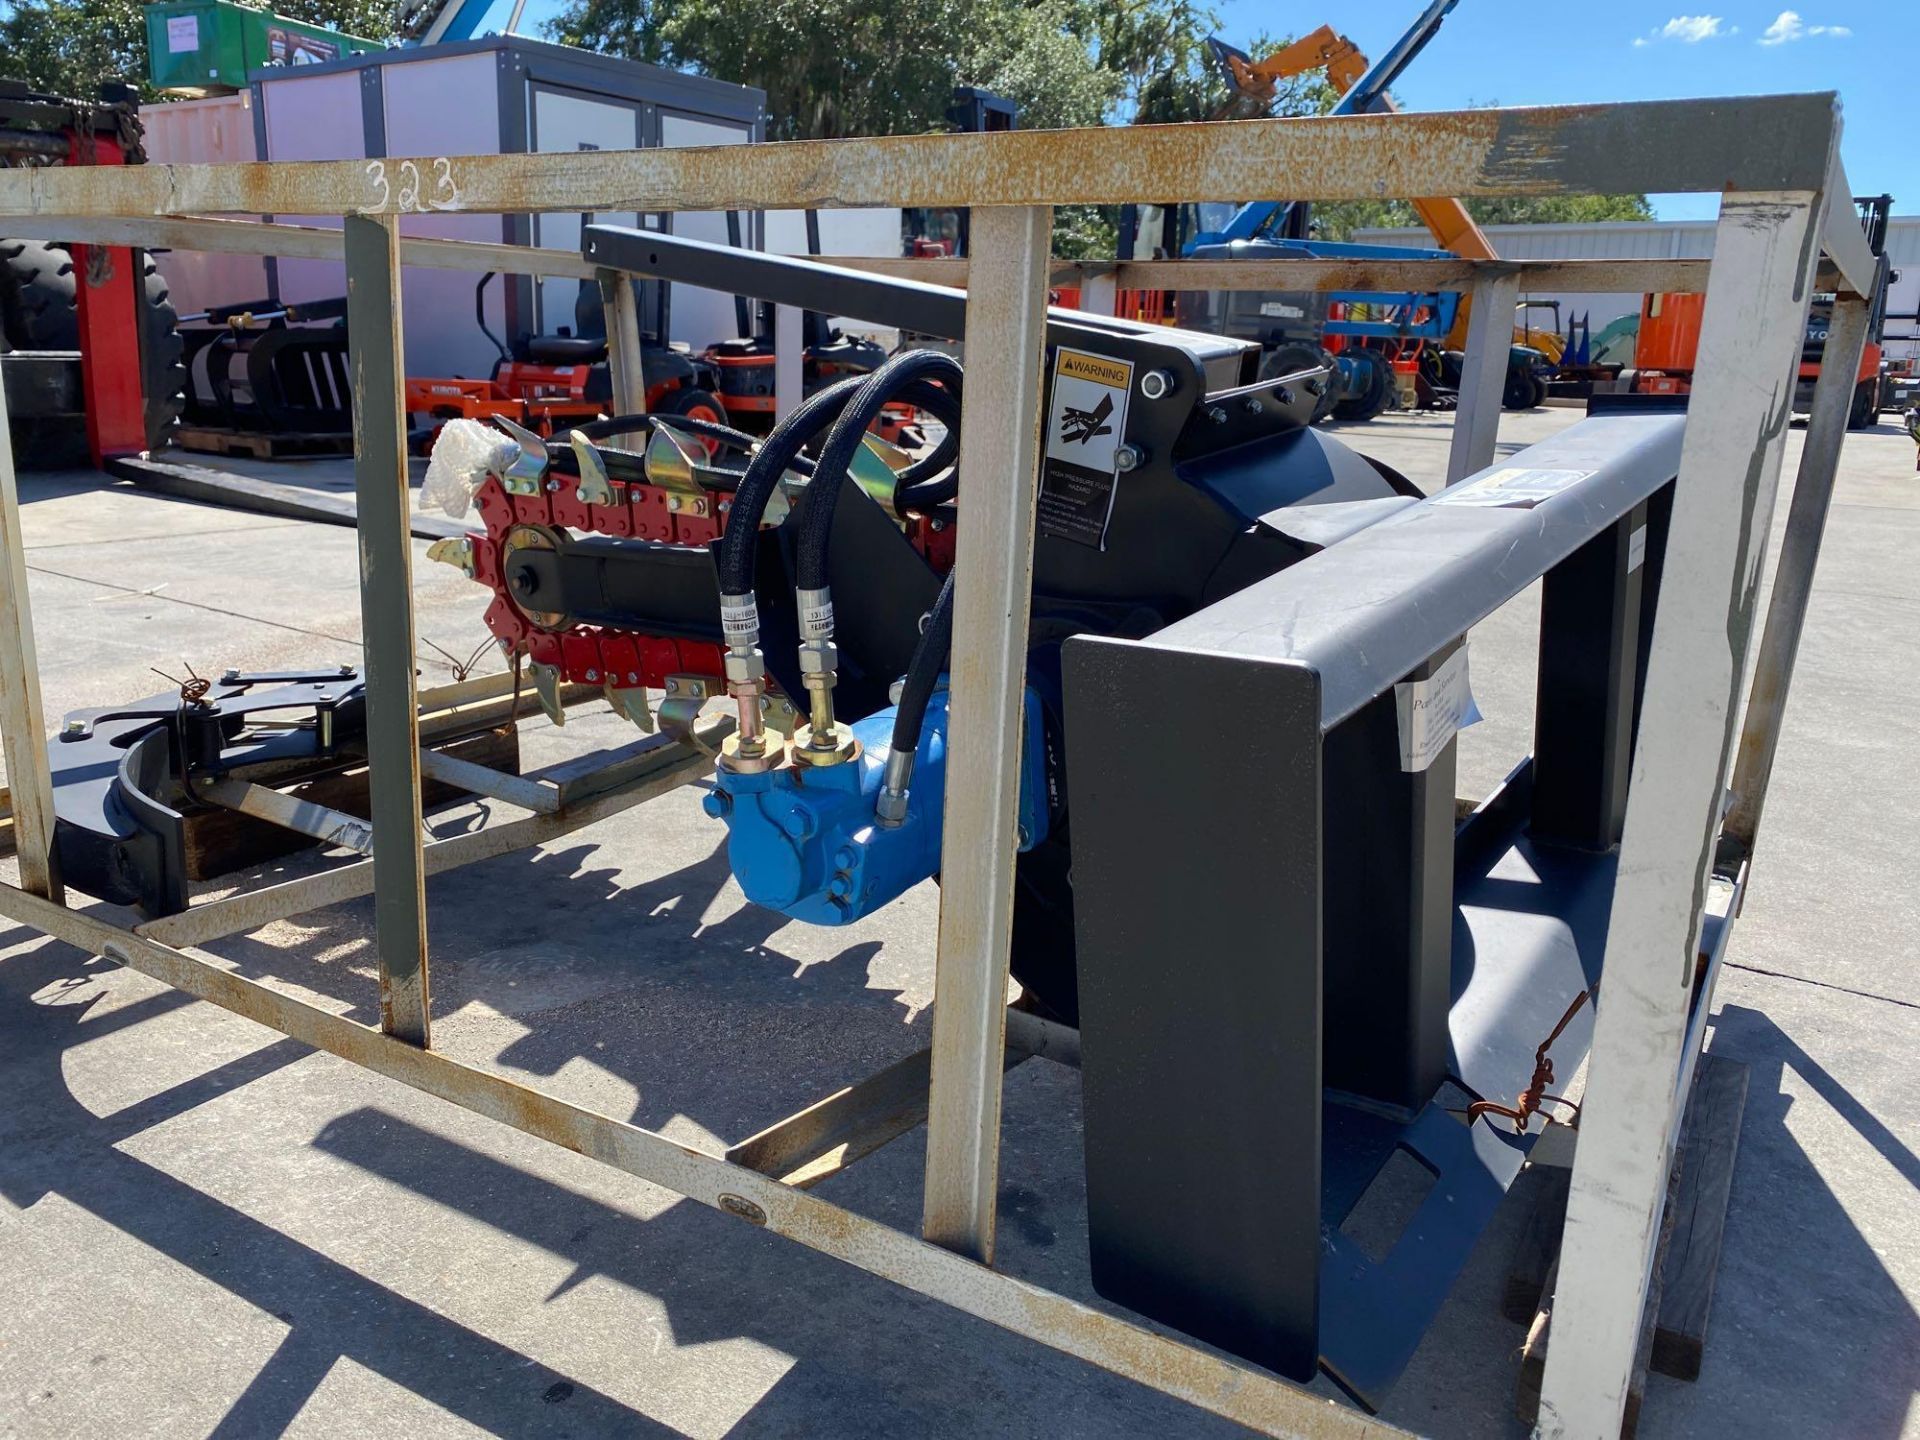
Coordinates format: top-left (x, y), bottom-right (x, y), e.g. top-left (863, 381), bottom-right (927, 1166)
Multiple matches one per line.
top-left (0, 406), bottom-right (1914, 1437)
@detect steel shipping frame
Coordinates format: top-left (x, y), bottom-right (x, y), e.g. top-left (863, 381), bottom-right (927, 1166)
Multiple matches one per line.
top-left (0, 94), bottom-right (1877, 1440)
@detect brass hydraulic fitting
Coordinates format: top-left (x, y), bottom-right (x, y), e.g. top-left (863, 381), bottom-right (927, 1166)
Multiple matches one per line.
top-left (792, 586), bottom-right (855, 766)
top-left (717, 592), bottom-right (779, 773)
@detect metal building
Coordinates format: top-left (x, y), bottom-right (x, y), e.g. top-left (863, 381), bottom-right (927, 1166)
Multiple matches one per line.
top-left (1357, 215), bottom-right (1920, 361)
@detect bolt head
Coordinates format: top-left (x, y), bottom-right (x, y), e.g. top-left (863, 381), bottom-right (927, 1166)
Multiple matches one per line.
top-left (585, 669), bottom-right (599, 682)
top-left (1206, 406), bottom-right (1227, 424)
top-left (1243, 397), bottom-right (1262, 415)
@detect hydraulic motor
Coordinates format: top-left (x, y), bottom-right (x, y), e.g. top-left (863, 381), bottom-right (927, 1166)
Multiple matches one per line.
top-left (703, 682), bottom-right (1050, 925)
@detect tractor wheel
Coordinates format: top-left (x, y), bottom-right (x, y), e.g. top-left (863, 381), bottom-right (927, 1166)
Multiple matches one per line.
top-left (1846, 376), bottom-right (1880, 431)
top-left (656, 385), bottom-right (729, 458)
top-left (1331, 349), bottom-right (1392, 423)
top-left (140, 252), bottom-right (186, 451)
top-left (0, 241), bottom-right (185, 456)
top-left (0, 239), bottom-right (80, 348)
top-left (1503, 364), bottom-right (1537, 410)
top-left (1262, 342), bottom-right (1338, 423)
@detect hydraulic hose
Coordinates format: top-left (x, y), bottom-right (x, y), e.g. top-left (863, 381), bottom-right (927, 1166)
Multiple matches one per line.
top-left (716, 374), bottom-right (864, 600)
top-left (709, 374), bottom-right (865, 769)
top-left (792, 350), bottom-right (963, 594)
top-left (876, 573), bottom-right (955, 826)
top-left (577, 410), bottom-right (762, 458)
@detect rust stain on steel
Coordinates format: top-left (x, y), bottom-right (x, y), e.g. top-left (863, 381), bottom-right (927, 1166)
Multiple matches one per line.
top-left (0, 97), bottom-right (1839, 221)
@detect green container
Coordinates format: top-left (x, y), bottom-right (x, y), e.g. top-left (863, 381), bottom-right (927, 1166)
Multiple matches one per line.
top-left (146, 0), bottom-right (384, 94)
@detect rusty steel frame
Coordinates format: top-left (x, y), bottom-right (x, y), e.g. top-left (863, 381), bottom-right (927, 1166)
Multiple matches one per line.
top-left (0, 96), bottom-right (1878, 1438)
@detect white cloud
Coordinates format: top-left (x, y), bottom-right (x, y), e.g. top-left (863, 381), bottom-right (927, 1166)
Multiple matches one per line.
top-left (1759, 10), bottom-right (1853, 44)
top-left (1633, 14), bottom-right (1728, 46)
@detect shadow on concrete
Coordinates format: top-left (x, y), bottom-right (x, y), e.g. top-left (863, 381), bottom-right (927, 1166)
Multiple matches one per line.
top-left (0, 833), bottom-right (1235, 1435)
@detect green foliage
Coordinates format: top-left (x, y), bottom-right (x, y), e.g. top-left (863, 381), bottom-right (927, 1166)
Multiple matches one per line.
top-left (0, 0), bottom-right (395, 102)
top-left (1313, 190), bottom-right (1655, 242)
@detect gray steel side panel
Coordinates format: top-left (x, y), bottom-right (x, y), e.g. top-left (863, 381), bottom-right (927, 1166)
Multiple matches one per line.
top-left (1141, 413), bottom-right (1686, 729)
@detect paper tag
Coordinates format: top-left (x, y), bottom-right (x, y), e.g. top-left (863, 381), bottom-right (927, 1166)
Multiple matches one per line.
top-left (1038, 348), bottom-right (1134, 550)
top-left (1434, 467), bottom-right (1595, 510)
top-left (167, 14), bottom-right (199, 51)
top-left (1627, 524), bottom-right (1648, 574)
top-left (1394, 646), bottom-right (1481, 772)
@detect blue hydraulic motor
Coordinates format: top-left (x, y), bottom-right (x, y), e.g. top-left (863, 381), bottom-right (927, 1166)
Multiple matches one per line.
top-left (703, 680), bottom-right (1051, 926)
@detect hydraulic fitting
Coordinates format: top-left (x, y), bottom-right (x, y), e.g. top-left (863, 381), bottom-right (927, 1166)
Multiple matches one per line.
top-left (718, 591), bottom-right (779, 774)
top-left (704, 682), bottom-right (1049, 926)
top-left (792, 587), bottom-right (856, 766)
top-left (874, 747), bottom-right (914, 827)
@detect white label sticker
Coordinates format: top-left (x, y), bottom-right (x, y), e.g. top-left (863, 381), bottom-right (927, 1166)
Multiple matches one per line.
top-left (1040, 348), bottom-right (1134, 550)
top-left (1627, 524), bottom-right (1648, 574)
top-left (1395, 646), bottom-right (1481, 773)
top-left (166, 14), bottom-right (200, 51)
top-left (1434, 467), bottom-right (1596, 510)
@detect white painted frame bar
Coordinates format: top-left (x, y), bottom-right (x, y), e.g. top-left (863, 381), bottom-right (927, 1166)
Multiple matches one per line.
top-left (921, 205), bottom-right (1054, 1262)
top-left (1445, 269), bottom-right (1521, 486)
top-left (0, 355), bottom-right (59, 901)
top-left (1723, 291), bottom-right (1874, 856)
top-left (1535, 187), bottom-right (1832, 1439)
top-left (343, 213), bottom-right (431, 1047)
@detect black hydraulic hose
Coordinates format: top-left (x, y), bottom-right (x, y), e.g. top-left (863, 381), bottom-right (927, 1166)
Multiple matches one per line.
top-left (890, 377), bottom-right (963, 486)
top-left (715, 373), bottom-right (866, 600)
top-left (890, 572), bottom-right (955, 761)
top-left (793, 350), bottom-right (963, 593)
top-left (892, 468), bottom-right (958, 516)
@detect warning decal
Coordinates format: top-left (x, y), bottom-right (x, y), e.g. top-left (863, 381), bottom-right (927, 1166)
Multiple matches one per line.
top-left (1040, 347), bottom-right (1134, 550)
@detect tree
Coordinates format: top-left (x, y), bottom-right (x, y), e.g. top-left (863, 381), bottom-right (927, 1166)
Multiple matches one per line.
top-left (0, 0), bottom-right (393, 102)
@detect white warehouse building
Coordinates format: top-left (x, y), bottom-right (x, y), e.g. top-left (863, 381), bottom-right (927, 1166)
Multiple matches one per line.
top-left (1354, 215), bottom-right (1920, 363)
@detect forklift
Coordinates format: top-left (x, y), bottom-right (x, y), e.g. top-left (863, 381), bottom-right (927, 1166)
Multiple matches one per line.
top-left (1627, 194), bottom-right (1897, 429)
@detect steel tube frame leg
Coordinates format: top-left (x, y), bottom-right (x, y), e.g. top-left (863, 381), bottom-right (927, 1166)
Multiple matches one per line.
top-left (1722, 291), bottom-right (1873, 858)
top-left (598, 267), bottom-right (649, 416)
top-left (345, 213), bottom-right (431, 1047)
top-left (1537, 188), bottom-right (1826, 1439)
top-left (0, 364), bottom-right (61, 902)
top-left (774, 304), bottom-right (804, 422)
top-left (921, 204), bottom-right (1052, 1262)
top-left (1446, 268), bottom-right (1521, 486)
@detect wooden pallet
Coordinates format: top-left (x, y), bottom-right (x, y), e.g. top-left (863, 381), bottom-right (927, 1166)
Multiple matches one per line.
top-left (1510, 1053), bottom-right (1750, 1435)
top-left (174, 425), bottom-right (356, 459)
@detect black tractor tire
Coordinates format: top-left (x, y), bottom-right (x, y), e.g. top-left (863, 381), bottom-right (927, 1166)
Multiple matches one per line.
top-left (1261, 342), bottom-right (1338, 423)
top-left (139, 252), bottom-right (187, 451)
top-left (0, 238), bottom-right (81, 350)
top-left (0, 240), bottom-right (185, 456)
top-left (1503, 363), bottom-right (1538, 410)
top-left (1846, 376), bottom-right (1880, 431)
top-left (1331, 349), bottom-right (1392, 423)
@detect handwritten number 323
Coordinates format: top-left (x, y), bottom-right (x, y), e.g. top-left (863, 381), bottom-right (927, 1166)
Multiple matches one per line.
top-left (364, 159), bottom-right (460, 213)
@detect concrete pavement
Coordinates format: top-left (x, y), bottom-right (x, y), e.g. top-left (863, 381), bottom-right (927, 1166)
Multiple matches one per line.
top-left (0, 406), bottom-right (1913, 1437)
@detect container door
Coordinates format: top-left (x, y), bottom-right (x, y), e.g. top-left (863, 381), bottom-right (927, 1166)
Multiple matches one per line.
top-left (529, 85), bottom-right (642, 336)
top-left (658, 111), bottom-right (756, 352)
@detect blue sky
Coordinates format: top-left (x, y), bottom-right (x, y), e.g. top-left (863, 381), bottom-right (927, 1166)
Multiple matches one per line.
top-left (1209, 0), bottom-right (1909, 219)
